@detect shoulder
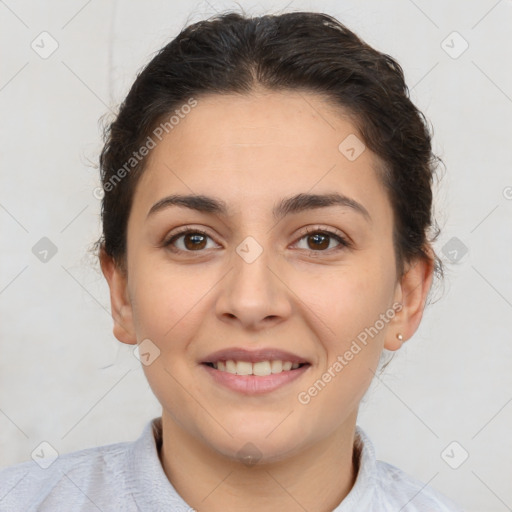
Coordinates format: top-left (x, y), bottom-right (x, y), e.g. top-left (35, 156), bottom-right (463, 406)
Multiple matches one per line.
top-left (372, 459), bottom-right (464, 511)
top-left (0, 439), bottom-right (134, 512)
top-left (349, 426), bottom-right (464, 512)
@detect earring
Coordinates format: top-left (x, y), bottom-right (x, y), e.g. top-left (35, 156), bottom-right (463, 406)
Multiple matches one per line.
top-left (396, 333), bottom-right (403, 341)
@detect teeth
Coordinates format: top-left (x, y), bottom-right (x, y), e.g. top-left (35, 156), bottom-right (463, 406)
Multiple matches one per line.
top-left (225, 360), bottom-right (237, 374)
top-left (236, 361), bottom-right (252, 375)
top-left (270, 360), bottom-right (282, 373)
top-left (253, 361), bottom-right (271, 376)
top-left (211, 360), bottom-right (303, 376)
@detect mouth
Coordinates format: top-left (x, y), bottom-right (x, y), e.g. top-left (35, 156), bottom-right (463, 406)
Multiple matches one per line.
top-left (200, 348), bottom-right (311, 394)
top-left (202, 360), bottom-right (309, 376)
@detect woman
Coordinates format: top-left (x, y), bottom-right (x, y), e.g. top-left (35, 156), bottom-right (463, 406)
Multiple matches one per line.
top-left (0, 10), bottom-right (463, 511)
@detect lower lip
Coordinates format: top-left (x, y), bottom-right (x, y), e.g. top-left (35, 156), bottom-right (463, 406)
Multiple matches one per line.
top-left (201, 364), bottom-right (310, 394)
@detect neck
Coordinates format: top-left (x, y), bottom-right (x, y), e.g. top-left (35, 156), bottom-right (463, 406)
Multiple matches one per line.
top-left (158, 412), bottom-right (359, 512)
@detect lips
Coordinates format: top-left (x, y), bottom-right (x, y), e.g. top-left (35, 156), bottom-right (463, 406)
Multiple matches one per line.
top-left (202, 347), bottom-right (310, 365)
top-left (200, 347), bottom-right (311, 393)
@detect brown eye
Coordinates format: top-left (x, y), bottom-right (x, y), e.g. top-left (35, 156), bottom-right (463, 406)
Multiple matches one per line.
top-left (295, 228), bottom-right (350, 253)
top-left (307, 232), bottom-right (330, 250)
top-left (164, 229), bottom-right (217, 253)
top-left (182, 232), bottom-right (208, 250)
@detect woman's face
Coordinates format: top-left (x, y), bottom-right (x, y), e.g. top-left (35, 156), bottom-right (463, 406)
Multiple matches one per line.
top-left (103, 89), bottom-right (424, 463)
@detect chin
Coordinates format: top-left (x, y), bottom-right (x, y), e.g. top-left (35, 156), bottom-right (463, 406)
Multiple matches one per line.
top-left (213, 435), bottom-right (306, 466)
top-left (204, 417), bottom-right (312, 465)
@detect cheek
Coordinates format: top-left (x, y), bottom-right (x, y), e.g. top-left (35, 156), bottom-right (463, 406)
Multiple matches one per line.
top-left (130, 264), bottom-right (209, 420)
top-left (293, 269), bottom-right (390, 427)
top-left (129, 257), bottom-right (209, 339)
top-left (297, 259), bottom-right (393, 345)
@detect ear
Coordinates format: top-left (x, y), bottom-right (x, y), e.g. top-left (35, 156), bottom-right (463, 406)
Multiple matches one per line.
top-left (384, 249), bottom-right (435, 351)
top-left (99, 247), bottom-right (137, 345)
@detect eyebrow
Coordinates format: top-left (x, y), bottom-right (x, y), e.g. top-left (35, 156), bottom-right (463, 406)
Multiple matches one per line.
top-left (146, 192), bottom-right (371, 223)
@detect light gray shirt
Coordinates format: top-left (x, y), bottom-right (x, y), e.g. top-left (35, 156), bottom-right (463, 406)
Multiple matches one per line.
top-left (0, 417), bottom-right (464, 511)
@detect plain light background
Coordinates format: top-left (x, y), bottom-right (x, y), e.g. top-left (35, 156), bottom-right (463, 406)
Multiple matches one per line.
top-left (1, 1), bottom-right (511, 511)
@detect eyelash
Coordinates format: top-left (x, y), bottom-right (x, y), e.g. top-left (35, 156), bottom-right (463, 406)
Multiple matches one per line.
top-left (162, 225), bottom-right (352, 255)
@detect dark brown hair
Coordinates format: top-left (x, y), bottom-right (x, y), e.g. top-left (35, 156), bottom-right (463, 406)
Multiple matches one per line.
top-left (93, 10), bottom-right (443, 286)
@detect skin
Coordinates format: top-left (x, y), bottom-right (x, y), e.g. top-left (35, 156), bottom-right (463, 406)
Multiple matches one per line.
top-left (100, 88), bottom-right (434, 512)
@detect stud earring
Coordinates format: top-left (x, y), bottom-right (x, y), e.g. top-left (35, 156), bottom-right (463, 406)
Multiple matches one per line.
top-left (396, 333), bottom-right (403, 341)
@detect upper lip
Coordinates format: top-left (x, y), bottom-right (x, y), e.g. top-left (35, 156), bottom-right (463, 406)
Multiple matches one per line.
top-left (202, 348), bottom-right (310, 364)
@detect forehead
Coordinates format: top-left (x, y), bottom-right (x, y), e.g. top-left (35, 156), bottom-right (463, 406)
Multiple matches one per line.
top-left (131, 90), bottom-right (391, 223)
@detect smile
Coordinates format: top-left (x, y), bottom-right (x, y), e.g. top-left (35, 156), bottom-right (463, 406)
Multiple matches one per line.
top-left (204, 360), bottom-right (307, 376)
top-left (200, 347), bottom-right (311, 394)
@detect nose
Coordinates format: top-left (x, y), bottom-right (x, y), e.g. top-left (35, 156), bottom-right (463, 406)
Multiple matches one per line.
top-left (215, 238), bottom-right (292, 331)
